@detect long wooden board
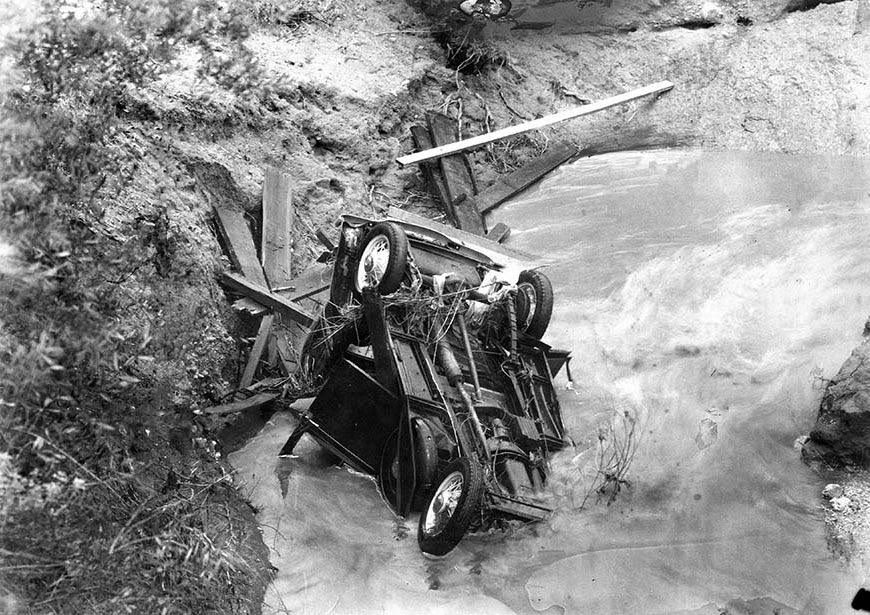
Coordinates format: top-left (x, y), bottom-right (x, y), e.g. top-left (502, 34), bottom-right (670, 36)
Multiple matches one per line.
top-left (261, 167), bottom-right (294, 289)
top-left (477, 142), bottom-right (578, 215)
top-left (221, 272), bottom-right (315, 326)
top-left (213, 205), bottom-right (268, 286)
top-left (240, 314), bottom-right (274, 388)
top-left (213, 205), bottom-right (268, 315)
top-left (426, 113), bottom-right (485, 235)
top-left (397, 81), bottom-right (674, 166)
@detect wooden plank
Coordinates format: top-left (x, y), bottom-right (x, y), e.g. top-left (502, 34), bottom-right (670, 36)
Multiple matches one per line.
top-left (449, 194), bottom-right (486, 235)
top-left (261, 167), bottom-right (294, 289)
top-left (221, 272), bottom-right (315, 327)
top-left (411, 125), bottom-right (451, 210)
top-left (213, 205), bottom-right (268, 286)
top-left (202, 392), bottom-right (277, 415)
top-left (427, 113), bottom-right (477, 199)
top-left (486, 222), bottom-right (511, 243)
top-left (397, 81), bottom-right (674, 166)
top-left (426, 113), bottom-right (485, 235)
top-left (243, 376), bottom-right (286, 393)
top-left (477, 142), bottom-right (578, 215)
top-left (233, 297), bottom-right (268, 315)
top-left (315, 228), bottom-right (336, 252)
top-left (266, 334), bottom-right (278, 369)
top-left (274, 329), bottom-right (300, 376)
top-left (272, 263), bottom-right (333, 301)
top-left (240, 314), bottom-right (274, 388)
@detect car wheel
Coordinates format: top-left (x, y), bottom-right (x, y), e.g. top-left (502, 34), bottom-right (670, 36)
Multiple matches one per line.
top-left (378, 419), bottom-right (439, 512)
top-left (515, 269), bottom-right (554, 339)
top-left (354, 222), bottom-right (409, 296)
top-left (418, 457), bottom-right (484, 557)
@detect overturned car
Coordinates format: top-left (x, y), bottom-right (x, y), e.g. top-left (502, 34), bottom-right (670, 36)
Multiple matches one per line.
top-left (280, 214), bottom-right (572, 556)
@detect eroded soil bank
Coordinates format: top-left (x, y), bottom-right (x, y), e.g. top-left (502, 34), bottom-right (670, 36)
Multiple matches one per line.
top-left (1, 0), bottom-right (869, 611)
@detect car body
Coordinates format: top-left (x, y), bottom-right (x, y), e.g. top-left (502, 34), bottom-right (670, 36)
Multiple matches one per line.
top-left (280, 213), bottom-right (572, 555)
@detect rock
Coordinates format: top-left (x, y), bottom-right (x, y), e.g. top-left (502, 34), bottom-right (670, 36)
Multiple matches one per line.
top-left (802, 332), bottom-right (870, 469)
top-left (822, 483), bottom-right (844, 499)
top-left (830, 496), bottom-right (852, 512)
top-left (792, 434), bottom-right (809, 450)
top-left (694, 417), bottom-right (719, 450)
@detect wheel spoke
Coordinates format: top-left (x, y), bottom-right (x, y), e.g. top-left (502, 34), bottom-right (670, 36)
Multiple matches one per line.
top-left (424, 472), bottom-right (464, 535)
top-left (356, 235), bottom-right (391, 291)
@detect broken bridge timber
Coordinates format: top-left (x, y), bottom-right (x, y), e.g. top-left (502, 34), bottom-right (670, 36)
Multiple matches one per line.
top-left (398, 81), bottom-right (674, 166)
top-left (210, 166), bottom-right (334, 416)
top-left (409, 119), bottom-right (580, 240)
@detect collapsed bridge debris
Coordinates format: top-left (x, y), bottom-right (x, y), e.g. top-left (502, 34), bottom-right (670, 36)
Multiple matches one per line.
top-left (208, 167), bottom-right (334, 415)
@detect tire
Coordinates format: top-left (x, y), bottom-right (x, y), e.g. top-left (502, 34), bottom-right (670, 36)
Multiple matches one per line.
top-left (515, 269), bottom-right (554, 339)
top-left (353, 222), bottom-right (409, 296)
top-left (418, 457), bottom-right (484, 557)
top-left (378, 419), bottom-right (439, 512)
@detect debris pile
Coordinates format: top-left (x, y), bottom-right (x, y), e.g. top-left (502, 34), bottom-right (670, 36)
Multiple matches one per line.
top-left (208, 168), bottom-right (336, 417)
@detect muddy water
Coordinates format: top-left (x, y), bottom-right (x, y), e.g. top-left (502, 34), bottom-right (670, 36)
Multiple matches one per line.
top-left (230, 149), bottom-right (870, 614)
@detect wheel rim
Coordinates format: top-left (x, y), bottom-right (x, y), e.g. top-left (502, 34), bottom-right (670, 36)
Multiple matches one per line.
top-left (518, 283), bottom-right (537, 329)
top-left (422, 471), bottom-right (464, 536)
top-left (355, 235), bottom-right (391, 292)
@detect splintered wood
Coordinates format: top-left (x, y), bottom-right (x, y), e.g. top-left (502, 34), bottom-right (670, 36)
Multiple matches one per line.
top-left (212, 167), bottom-right (332, 412)
top-left (425, 112), bottom-right (485, 236)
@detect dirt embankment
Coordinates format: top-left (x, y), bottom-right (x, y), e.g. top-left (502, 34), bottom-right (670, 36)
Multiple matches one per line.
top-left (2, 0), bottom-right (869, 611)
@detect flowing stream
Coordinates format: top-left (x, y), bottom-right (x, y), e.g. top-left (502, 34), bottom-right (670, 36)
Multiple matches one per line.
top-left (230, 149), bottom-right (870, 614)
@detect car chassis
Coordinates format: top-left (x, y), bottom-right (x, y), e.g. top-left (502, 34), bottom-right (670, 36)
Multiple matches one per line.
top-left (279, 214), bottom-right (572, 556)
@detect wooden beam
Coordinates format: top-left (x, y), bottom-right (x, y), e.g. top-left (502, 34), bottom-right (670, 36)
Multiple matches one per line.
top-left (213, 205), bottom-right (268, 286)
top-left (261, 167), bottom-right (294, 289)
top-left (426, 113), bottom-right (485, 235)
top-left (232, 297), bottom-right (267, 315)
top-left (240, 314), bottom-right (274, 388)
top-left (221, 272), bottom-right (315, 327)
top-left (427, 113), bottom-right (478, 199)
top-left (396, 81), bottom-right (674, 166)
top-left (411, 125), bottom-right (451, 210)
top-left (274, 328), bottom-right (300, 376)
top-left (486, 222), bottom-right (511, 243)
top-left (315, 228), bottom-right (336, 252)
top-left (477, 142), bottom-right (578, 215)
top-left (271, 263), bottom-right (332, 301)
top-left (202, 392), bottom-right (277, 415)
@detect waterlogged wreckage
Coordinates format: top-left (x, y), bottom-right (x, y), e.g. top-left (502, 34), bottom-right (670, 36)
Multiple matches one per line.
top-left (280, 215), bottom-right (572, 555)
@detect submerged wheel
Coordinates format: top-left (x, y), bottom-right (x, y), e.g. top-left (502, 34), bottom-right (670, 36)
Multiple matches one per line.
top-left (515, 269), bottom-right (554, 339)
top-left (418, 457), bottom-right (484, 557)
top-left (354, 222), bottom-right (409, 296)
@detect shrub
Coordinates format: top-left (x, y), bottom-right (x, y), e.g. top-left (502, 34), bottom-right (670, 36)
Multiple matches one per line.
top-left (0, 0), bottom-right (274, 611)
